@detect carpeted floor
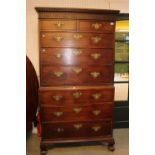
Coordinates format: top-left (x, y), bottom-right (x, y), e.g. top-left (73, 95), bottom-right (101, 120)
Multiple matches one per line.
top-left (26, 128), bottom-right (129, 155)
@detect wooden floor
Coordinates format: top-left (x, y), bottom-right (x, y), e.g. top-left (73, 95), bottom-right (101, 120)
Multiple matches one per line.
top-left (26, 128), bottom-right (129, 155)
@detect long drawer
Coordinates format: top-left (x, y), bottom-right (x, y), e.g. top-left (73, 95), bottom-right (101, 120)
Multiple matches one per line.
top-left (41, 120), bottom-right (112, 139)
top-left (40, 48), bottom-right (114, 66)
top-left (40, 32), bottom-right (114, 48)
top-left (39, 86), bottom-right (114, 106)
top-left (40, 65), bottom-right (113, 86)
top-left (41, 104), bottom-right (112, 122)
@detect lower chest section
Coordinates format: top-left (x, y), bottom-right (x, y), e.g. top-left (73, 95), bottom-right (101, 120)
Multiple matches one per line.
top-left (39, 86), bottom-right (114, 140)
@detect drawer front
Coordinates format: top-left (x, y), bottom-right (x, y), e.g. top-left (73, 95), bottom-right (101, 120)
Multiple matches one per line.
top-left (40, 20), bottom-right (77, 31)
top-left (40, 65), bottom-right (113, 86)
top-left (40, 48), bottom-right (114, 66)
top-left (40, 32), bottom-right (114, 48)
top-left (39, 86), bottom-right (114, 106)
top-left (78, 20), bottom-right (115, 33)
top-left (41, 120), bottom-right (112, 139)
top-left (40, 104), bottom-right (112, 122)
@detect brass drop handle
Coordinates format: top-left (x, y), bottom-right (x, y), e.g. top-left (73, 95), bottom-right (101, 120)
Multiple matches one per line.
top-left (73, 34), bottom-right (83, 40)
top-left (92, 23), bottom-right (102, 30)
top-left (53, 71), bottom-right (64, 77)
top-left (73, 49), bottom-right (82, 56)
top-left (55, 53), bottom-right (62, 59)
top-left (91, 126), bottom-right (101, 132)
top-left (54, 21), bottom-right (64, 28)
top-left (91, 36), bottom-right (102, 44)
top-left (57, 128), bottom-right (64, 133)
top-left (92, 93), bottom-right (102, 100)
top-left (91, 53), bottom-right (101, 60)
top-left (73, 107), bottom-right (82, 114)
top-left (73, 92), bottom-right (82, 99)
top-left (92, 110), bottom-right (101, 116)
top-left (54, 35), bottom-right (63, 42)
top-left (53, 112), bottom-right (63, 117)
top-left (52, 95), bottom-right (63, 101)
top-left (90, 72), bottom-right (100, 78)
top-left (72, 67), bottom-right (82, 74)
top-left (73, 124), bottom-right (83, 130)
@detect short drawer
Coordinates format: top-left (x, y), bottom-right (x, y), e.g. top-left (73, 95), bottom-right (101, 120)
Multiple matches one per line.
top-left (41, 120), bottom-right (112, 139)
top-left (40, 48), bottom-right (114, 66)
top-left (40, 65), bottom-right (113, 86)
top-left (40, 32), bottom-right (114, 48)
top-left (78, 20), bottom-right (115, 33)
top-left (39, 86), bottom-right (114, 106)
top-left (40, 104), bottom-right (112, 122)
top-left (39, 20), bottom-right (77, 31)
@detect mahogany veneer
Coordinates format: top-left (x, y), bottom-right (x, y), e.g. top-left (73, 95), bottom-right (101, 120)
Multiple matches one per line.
top-left (36, 7), bottom-right (119, 155)
top-left (40, 65), bottom-right (113, 86)
top-left (40, 48), bottom-right (114, 66)
top-left (39, 86), bottom-right (114, 105)
top-left (40, 32), bottom-right (114, 48)
top-left (41, 120), bottom-right (112, 139)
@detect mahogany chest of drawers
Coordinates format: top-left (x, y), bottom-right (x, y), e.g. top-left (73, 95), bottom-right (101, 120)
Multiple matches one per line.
top-left (36, 7), bottom-right (119, 155)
